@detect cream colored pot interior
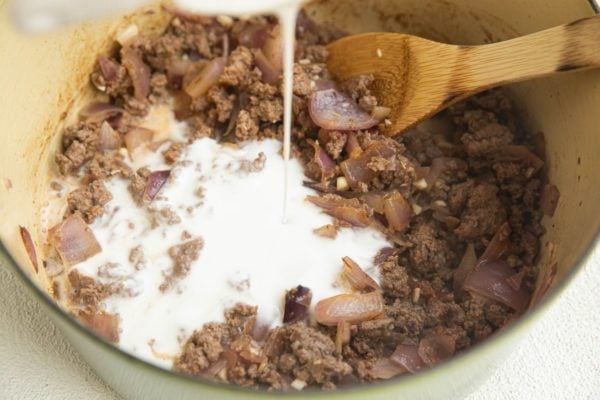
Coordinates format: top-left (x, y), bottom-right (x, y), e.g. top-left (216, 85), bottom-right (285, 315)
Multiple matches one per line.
top-left (0, 0), bottom-right (598, 355)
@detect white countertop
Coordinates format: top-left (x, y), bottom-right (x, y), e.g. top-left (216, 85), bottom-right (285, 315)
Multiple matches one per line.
top-left (0, 245), bottom-right (598, 400)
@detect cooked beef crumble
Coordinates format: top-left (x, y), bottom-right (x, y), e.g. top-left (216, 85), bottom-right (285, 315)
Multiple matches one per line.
top-left (49, 8), bottom-right (556, 391)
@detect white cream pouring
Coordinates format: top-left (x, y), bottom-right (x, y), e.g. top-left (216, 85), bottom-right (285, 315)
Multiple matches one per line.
top-left (61, 108), bottom-right (390, 368)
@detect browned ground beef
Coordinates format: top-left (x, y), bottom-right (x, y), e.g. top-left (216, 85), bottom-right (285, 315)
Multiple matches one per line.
top-left (52, 9), bottom-right (552, 391)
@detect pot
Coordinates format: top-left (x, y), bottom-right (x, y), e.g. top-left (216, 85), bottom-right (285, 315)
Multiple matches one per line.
top-left (0, 0), bottom-right (598, 399)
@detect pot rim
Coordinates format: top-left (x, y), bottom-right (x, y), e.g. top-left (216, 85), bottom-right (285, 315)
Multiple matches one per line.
top-left (1, 1), bottom-right (599, 396)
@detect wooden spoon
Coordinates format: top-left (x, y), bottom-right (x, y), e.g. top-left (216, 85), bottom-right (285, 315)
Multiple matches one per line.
top-left (326, 15), bottom-right (600, 135)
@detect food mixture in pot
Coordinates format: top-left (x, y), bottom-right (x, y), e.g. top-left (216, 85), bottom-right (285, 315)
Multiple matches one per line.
top-left (34, 8), bottom-right (560, 390)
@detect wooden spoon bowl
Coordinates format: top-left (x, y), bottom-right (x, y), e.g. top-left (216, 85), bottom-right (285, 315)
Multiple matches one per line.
top-left (326, 15), bottom-right (600, 135)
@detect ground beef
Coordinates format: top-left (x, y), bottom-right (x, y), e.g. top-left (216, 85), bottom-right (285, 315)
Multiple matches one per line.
top-left (56, 122), bottom-right (101, 175)
top-left (341, 74), bottom-right (378, 112)
top-left (162, 142), bottom-right (183, 164)
top-left (128, 167), bottom-right (151, 205)
top-left (318, 129), bottom-right (346, 160)
top-left (160, 237), bottom-right (204, 291)
top-left (68, 269), bottom-right (111, 310)
top-left (175, 323), bottom-right (230, 375)
top-left (454, 183), bottom-right (506, 241)
top-left (274, 323), bottom-right (352, 387)
top-left (220, 46), bottom-right (254, 87)
top-left (129, 245), bottom-right (146, 270)
top-left (66, 180), bottom-right (113, 223)
top-left (408, 220), bottom-right (454, 276)
top-left (52, 10), bottom-right (550, 392)
top-left (85, 152), bottom-right (131, 181)
top-left (460, 110), bottom-right (514, 157)
top-left (292, 64), bottom-right (313, 96)
top-left (235, 109), bottom-right (259, 140)
top-left (378, 256), bottom-right (411, 299)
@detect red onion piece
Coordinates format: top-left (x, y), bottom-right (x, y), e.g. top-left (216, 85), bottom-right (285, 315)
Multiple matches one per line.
top-left (506, 270), bottom-right (525, 291)
top-left (374, 247), bottom-right (398, 265)
top-left (540, 184), bottom-right (560, 217)
top-left (80, 312), bottom-right (119, 342)
top-left (463, 260), bottom-right (531, 312)
top-left (19, 226), bottom-right (38, 273)
top-left (250, 322), bottom-right (270, 342)
top-left (124, 127), bottom-right (154, 155)
top-left (79, 102), bottom-right (124, 124)
top-left (342, 256), bottom-right (380, 292)
top-left (98, 121), bottom-right (121, 150)
top-left (296, 11), bottom-right (317, 36)
top-left (306, 194), bottom-right (371, 227)
top-left (50, 215), bottom-right (101, 266)
top-left (144, 170), bottom-right (170, 200)
top-left (383, 191), bottom-right (411, 232)
top-left (183, 57), bottom-right (225, 98)
top-left (417, 332), bottom-right (456, 366)
top-left (309, 89), bottom-right (380, 131)
top-left (344, 131), bottom-right (362, 158)
top-left (254, 49), bottom-right (280, 84)
top-left (310, 140), bottom-right (336, 181)
top-left (313, 79), bottom-right (337, 92)
top-left (370, 358), bottom-right (408, 379)
top-left (333, 207), bottom-right (373, 227)
top-left (480, 222), bottom-right (510, 264)
top-left (361, 193), bottom-right (385, 214)
top-left (121, 46), bottom-right (150, 101)
top-left (341, 141), bottom-right (397, 189)
top-left (314, 291), bottom-right (384, 326)
top-left (98, 55), bottom-right (119, 82)
top-left (261, 24), bottom-right (283, 72)
top-left (283, 285), bottom-right (312, 323)
top-left (453, 243), bottom-right (477, 295)
top-left (390, 343), bottom-right (427, 373)
top-left (237, 24), bottom-right (270, 49)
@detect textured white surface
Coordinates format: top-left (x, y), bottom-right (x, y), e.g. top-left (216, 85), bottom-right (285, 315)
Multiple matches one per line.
top-left (1, 245), bottom-right (598, 400)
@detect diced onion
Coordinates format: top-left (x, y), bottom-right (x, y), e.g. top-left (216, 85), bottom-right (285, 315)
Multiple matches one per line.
top-left (124, 127), bottom-right (154, 155)
top-left (342, 256), bottom-right (380, 292)
top-left (382, 191), bottom-right (411, 232)
top-left (390, 343), bottom-right (427, 373)
top-left (183, 58), bottom-right (225, 98)
top-left (144, 170), bottom-right (171, 200)
top-left (309, 89), bottom-right (380, 131)
top-left (121, 46), bottom-right (151, 101)
top-left (340, 141), bottom-right (396, 189)
top-left (50, 215), bottom-right (102, 266)
top-left (98, 121), bottom-right (121, 150)
top-left (19, 226), bottom-right (38, 273)
top-left (315, 291), bottom-right (384, 326)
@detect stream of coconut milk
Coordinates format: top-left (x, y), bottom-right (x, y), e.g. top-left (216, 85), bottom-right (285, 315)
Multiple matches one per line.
top-left (175, 0), bottom-right (304, 222)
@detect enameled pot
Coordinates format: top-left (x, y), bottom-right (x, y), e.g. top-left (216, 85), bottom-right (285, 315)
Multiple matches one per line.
top-left (0, 0), bottom-right (598, 398)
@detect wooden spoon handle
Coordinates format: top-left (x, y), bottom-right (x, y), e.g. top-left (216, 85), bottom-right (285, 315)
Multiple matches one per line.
top-left (458, 14), bottom-right (600, 93)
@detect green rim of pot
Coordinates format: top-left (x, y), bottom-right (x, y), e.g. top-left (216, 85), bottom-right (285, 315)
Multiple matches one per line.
top-left (1, 1), bottom-right (598, 395)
